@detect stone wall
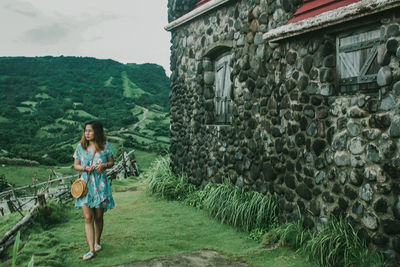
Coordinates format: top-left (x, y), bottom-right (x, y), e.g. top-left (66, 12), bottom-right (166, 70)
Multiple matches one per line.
top-left (168, 0), bottom-right (400, 258)
top-left (167, 0), bottom-right (198, 22)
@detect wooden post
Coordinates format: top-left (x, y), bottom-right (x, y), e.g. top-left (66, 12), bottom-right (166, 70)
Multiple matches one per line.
top-left (0, 207), bottom-right (4, 216)
top-left (6, 200), bottom-right (15, 213)
top-left (32, 172), bottom-right (37, 197)
top-left (8, 184), bottom-right (22, 212)
top-left (37, 194), bottom-right (47, 208)
top-left (121, 144), bottom-right (128, 178)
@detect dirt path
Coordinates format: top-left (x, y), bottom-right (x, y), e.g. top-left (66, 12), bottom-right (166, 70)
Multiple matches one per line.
top-left (132, 107), bottom-right (148, 130)
top-left (108, 106), bottom-right (148, 135)
top-left (114, 249), bottom-right (251, 267)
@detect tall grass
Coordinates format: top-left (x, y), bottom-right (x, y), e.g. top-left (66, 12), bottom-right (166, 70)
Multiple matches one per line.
top-left (302, 217), bottom-right (384, 267)
top-left (146, 155), bottom-right (280, 233)
top-left (146, 156), bottom-right (197, 201)
top-left (263, 217), bottom-right (384, 267)
top-left (146, 155), bottom-right (384, 267)
top-left (263, 219), bottom-right (312, 249)
top-left (203, 181), bottom-right (279, 232)
top-left (12, 231), bottom-right (20, 267)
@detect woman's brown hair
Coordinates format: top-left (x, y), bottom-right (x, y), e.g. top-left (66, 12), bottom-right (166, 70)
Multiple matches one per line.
top-left (80, 120), bottom-right (107, 151)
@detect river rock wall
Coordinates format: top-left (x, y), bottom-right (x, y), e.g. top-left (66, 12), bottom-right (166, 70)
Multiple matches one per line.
top-left (168, 0), bottom-right (400, 258)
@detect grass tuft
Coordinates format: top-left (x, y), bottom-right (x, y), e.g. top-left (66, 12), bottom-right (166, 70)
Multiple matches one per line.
top-left (302, 217), bottom-right (384, 267)
top-left (145, 156), bottom-right (197, 201)
top-left (146, 156), bottom-right (280, 233)
top-left (203, 181), bottom-right (279, 232)
top-left (263, 217), bottom-right (384, 267)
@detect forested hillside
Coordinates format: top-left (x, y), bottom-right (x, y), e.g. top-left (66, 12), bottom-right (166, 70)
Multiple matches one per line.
top-left (0, 56), bottom-right (170, 165)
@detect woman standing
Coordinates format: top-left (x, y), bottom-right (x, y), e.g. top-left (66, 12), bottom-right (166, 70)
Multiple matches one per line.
top-left (73, 120), bottom-right (115, 261)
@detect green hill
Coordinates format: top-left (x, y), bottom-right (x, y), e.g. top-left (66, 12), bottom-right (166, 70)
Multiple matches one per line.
top-left (0, 56), bottom-right (170, 165)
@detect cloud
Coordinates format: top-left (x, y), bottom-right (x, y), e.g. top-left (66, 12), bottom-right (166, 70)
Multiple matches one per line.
top-left (4, 1), bottom-right (37, 17)
top-left (88, 36), bottom-right (103, 42)
top-left (22, 24), bottom-right (70, 45)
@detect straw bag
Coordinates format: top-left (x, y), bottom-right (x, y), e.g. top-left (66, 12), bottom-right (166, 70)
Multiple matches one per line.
top-left (71, 151), bottom-right (96, 199)
top-left (71, 179), bottom-right (88, 198)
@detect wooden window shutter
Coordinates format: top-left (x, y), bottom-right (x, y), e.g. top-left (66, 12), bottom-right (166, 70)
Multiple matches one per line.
top-left (337, 28), bottom-right (381, 94)
top-left (215, 53), bottom-right (232, 124)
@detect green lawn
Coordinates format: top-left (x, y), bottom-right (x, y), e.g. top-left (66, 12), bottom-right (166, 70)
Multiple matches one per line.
top-left (133, 150), bottom-right (159, 171)
top-left (0, 165), bottom-right (77, 188)
top-left (0, 212), bottom-right (26, 237)
top-left (0, 178), bottom-right (315, 267)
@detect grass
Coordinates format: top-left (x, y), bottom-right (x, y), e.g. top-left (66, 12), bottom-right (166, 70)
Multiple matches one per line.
top-left (0, 116), bottom-right (9, 123)
top-left (20, 101), bottom-right (38, 108)
top-left (104, 76), bottom-right (114, 87)
top-left (0, 212), bottom-right (26, 237)
top-left (302, 218), bottom-right (384, 267)
top-left (146, 156), bottom-right (280, 233)
top-left (0, 178), bottom-right (315, 267)
top-left (122, 71), bottom-right (148, 99)
top-left (130, 105), bottom-right (145, 117)
top-left (65, 109), bottom-right (97, 119)
top-left (263, 218), bottom-right (384, 267)
top-left (0, 165), bottom-right (76, 188)
top-left (203, 182), bottom-right (279, 232)
top-left (16, 107), bottom-right (34, 113)
top-left (34, 92), bottom-right (51, 99)
top-left (134, 149), bottom-right (159, 171)
top-left (155, 136), bottom-right (170, 143)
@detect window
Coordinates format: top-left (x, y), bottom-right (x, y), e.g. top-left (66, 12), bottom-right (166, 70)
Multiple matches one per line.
top-left (337, 28), bottom-right (382, 93)
top-left (215, 52), bottom-right (232, 124)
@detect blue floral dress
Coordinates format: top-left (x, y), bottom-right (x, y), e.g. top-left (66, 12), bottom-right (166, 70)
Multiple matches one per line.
top-left (73, 141), bottom-right (115, 211)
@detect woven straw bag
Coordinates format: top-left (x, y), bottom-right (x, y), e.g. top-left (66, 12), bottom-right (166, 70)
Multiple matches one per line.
top-left (71, 151), bottom-right (96, 199)
top-left (71, 179), bottom-right (88, 198)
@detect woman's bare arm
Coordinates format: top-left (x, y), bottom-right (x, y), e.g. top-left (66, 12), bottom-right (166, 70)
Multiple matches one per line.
top-left (74, 159), bottom-right (92, 172)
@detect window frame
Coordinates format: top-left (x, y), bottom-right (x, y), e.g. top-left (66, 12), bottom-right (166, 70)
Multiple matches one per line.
top-left (214, 51), bottom-right (232, 125)
top-left (336, 26), bottom-right (383, 94)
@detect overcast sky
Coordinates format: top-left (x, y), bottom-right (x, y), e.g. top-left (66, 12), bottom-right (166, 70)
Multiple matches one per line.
top-left (0, 0), bottom-right (172, 76)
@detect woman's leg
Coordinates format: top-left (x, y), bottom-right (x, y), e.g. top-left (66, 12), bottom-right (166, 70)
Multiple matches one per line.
top-left (94, 208), bottom-right (104, 245)
top-left (82, 205), bottom-right (95, 252)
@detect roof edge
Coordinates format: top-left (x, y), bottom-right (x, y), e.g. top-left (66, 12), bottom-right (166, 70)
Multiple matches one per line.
top-left (165, 0), bottom-right (235, 31)
top-left (263, 0), bottom-right (400, 43)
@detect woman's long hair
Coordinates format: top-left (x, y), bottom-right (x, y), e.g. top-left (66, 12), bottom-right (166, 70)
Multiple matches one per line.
top-left (80, 120), bottom-right (107, 151)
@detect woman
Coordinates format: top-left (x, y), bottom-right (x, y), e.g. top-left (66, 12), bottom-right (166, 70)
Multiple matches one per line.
top-left (73, 120), bottom-right (115, 261)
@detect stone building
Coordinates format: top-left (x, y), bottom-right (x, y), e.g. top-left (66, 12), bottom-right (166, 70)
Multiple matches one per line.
top-left (166, 0), bottom-right (400, 258)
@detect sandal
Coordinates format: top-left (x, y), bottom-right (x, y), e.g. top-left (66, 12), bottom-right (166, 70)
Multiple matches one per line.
top-left (82, 251), bottom-right (95, 261)
top-left (94, 244), bottom-right (102, 252)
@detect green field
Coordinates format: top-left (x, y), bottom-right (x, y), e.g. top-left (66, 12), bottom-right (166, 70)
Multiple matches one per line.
top-left (104, 76), bottom-right (114, 87)
top-left (0, 165), bottom-right (76, 188)
top-left (122, 72), bottom-right (148, 99)
top-left (65, 109), bottom-right (98, 119)
top-left (21, 101), bottom-right (38, 107)
top-left (16, 107), bottom-right (34, 113)
top-left (34, 92), bottom-right (51, 99)
top-left (0, 116), bottom-right (9, 123)
top-left (0, 178), bottom-right (315, 267)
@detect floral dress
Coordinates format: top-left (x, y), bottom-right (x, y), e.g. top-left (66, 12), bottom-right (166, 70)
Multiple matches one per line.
top-left (73, 141), bottom-right (115, 211)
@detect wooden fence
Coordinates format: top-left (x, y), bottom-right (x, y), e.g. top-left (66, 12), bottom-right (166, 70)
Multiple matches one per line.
top-left (0, 149), bottom-right (139, 254)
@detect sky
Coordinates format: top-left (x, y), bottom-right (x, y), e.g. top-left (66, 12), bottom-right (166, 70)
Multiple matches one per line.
top-left (0, 0), bottom-right (172, 76)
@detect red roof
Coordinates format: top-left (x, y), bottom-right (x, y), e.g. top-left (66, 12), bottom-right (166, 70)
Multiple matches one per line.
top-left (288, 0), bottom-right (361, 24)
top-left (196, 0), bottom-right (211, 8)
